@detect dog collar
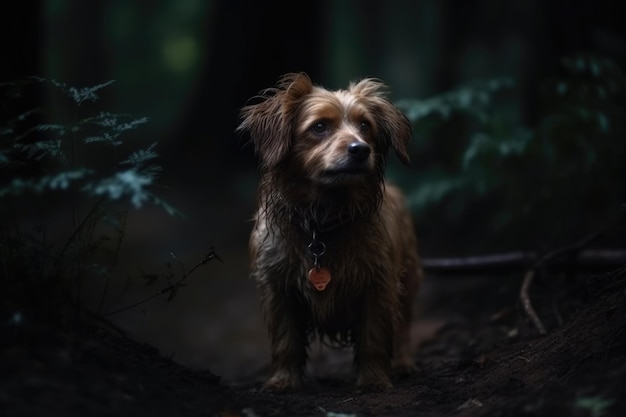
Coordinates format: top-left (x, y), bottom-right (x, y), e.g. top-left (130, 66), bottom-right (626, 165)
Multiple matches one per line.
top-left (291, 210), bottom-right (358, 234)
top-left (291, 211), bottom-right (360, 292)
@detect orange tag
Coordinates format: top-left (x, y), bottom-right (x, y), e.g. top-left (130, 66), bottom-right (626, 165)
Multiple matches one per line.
top-left (308, 267), bottom-right (332, 291)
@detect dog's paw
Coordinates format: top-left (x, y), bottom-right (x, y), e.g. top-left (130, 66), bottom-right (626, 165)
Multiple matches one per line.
top-left (392, 357), bottom-right (417, 377)
top-left (262, 371), bottom-right (302, 393)
top-left (355, 374), bottom-right (393, 392)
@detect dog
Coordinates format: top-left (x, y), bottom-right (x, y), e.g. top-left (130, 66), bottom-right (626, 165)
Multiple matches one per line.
top-left (237, 72), bottom-right (422, 392)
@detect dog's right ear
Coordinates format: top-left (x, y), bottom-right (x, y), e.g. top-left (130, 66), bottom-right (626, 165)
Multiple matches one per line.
top-left (237, 73), bottom-right (313, 170)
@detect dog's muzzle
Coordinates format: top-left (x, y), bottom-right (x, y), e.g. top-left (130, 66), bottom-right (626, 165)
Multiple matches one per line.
top-left (319, 141), bottom-right (373, 183)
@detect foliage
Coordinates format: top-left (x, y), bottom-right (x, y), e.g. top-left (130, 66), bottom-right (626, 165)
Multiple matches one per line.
top-left (0, 77), bottom-right (179, 323)
top-left (0, 78), bottom-right (177, 214)
top-left (575, 396), bottom-right (615, 417)
top-left (395, 55), bottom-right (626, 253)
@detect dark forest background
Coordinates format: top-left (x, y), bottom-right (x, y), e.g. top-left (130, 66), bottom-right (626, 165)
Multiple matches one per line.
top-left (2, 0), bottom-right (625, 381)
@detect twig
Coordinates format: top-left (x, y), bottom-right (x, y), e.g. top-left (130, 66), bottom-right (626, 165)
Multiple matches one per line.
top-left (535, 232), bottom-right (602, 265)
top-left (519, 232), bottom-right (603, 335)
top-left (54, 195), bottom-right (107, 266)
top-left (104, 247), bottom-right (222, 317)
top-left (97, 208), bottom-right (129, 315)
top-left (520, 269), bottom-right (546, 334)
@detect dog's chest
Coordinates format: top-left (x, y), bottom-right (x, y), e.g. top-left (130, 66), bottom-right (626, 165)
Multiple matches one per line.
top-left (283, 227), bottom-right (387, 294)
top-left (255, 215), bottom-right (393, 288)
top-left (255, 220), bottom-right (396, 336)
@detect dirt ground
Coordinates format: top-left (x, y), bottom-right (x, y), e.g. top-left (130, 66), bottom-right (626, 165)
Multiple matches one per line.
top-left (3, 257), bottom-right (625, 417)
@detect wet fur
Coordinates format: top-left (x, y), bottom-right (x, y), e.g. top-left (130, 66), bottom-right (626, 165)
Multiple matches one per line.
top-left (238, 73), bottom-right (423, 392)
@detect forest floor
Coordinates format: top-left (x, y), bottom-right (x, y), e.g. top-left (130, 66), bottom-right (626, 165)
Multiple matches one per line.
top-left (2, 263), bottom-right (625, 417)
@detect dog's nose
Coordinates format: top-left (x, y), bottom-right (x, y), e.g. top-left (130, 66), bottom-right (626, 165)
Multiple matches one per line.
top-left (348, 142), bottom-right (371, 162)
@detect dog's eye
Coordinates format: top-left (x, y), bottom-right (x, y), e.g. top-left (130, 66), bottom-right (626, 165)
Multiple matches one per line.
top-left (311, 121), bottom-right (329, 135)
top-left (359, 121), bottom-right (371, 134)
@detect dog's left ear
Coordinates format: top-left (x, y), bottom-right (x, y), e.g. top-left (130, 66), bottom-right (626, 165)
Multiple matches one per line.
top-left (376, 105), bottom-right (413, 165)
top-left (350, 79), bottom-right (413, 165)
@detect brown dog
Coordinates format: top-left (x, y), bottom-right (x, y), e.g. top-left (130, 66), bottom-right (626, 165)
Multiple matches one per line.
top-left (238, 72), bottom-right (422, 392)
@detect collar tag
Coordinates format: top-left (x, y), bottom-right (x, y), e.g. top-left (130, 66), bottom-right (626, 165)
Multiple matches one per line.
top-left (308, 267), bottom-right (332, 291)
top-left (307, 229), bottom-right (331, 290)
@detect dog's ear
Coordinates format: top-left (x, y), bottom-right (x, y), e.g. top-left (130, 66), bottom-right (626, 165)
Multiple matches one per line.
top-left (238, 72), bottom-right (313, 169)
top-left (377, 105), bottom-right (413, 165)
top-left (350, 79), bottom-right (413, 165)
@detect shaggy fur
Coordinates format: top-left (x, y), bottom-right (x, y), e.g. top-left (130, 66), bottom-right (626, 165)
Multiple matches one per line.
top-left (238, 72), bottom-right (423, 392)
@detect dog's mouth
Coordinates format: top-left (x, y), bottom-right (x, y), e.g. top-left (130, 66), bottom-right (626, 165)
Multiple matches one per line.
top-left (316, 166), bottom-right (371, 185)
top-left (321, 167), bottom-right (367, 177)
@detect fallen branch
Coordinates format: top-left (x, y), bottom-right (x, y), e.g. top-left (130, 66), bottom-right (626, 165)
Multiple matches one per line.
top-left (420, 236), bottom-right (625, 335)
top-left (421, 249), bottom-right (626, 274)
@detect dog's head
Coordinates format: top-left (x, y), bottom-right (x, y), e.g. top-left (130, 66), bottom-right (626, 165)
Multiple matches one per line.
top-left (238, 72), bottom-right (412, 187)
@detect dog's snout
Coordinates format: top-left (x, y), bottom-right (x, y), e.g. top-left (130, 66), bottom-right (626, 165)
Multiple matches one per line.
top-left (348, 142), bottom-right (371, 162)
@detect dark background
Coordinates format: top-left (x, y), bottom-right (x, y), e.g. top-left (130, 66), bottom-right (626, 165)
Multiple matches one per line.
top-left (8, 1), bottom-right (626, 176)
top-left (3, 0), bottom-right (626, 382)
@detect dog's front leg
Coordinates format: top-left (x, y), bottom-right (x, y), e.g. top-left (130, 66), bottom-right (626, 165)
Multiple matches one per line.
top-left (353, 288), bottom-right (395, 390)
top-left (259, 280), bottom-right (308, 392)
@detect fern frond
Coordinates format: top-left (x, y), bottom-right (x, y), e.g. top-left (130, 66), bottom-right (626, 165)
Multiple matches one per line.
top-left (396, 78), bottom-right (514, 123)
top-left (14, 138), bottom-right (65, 162)
top-left (120, 143), bottom-right (159, 168)
top-left (0, 169), bottom-right (92, 197)
top-left (81, 113), bottom-right (149, 146)
top-left (86, 169), bottom-right (154, 208)
top-left (50, 79), bottom-right (116, 106)
top-left (462, 129), bottom-right (532, 170)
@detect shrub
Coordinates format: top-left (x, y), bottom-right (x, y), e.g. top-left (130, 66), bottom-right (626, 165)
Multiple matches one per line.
top-left (395, 55), bottom-right (626, 254)
top-left (0, 77), bottom-right (178, 324)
